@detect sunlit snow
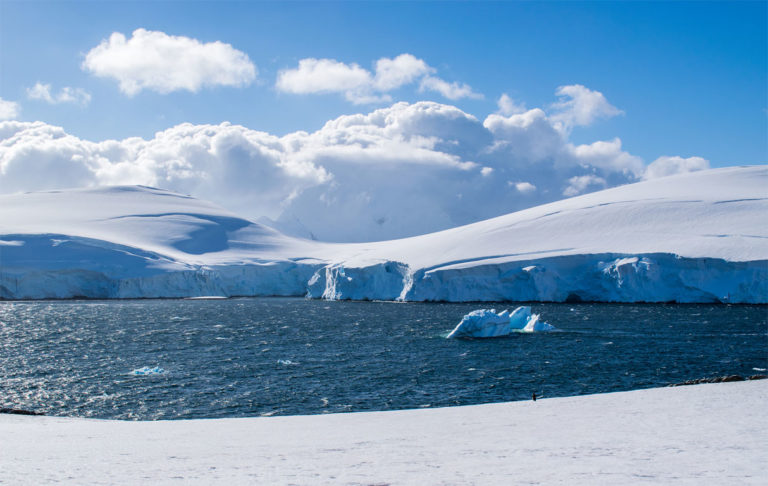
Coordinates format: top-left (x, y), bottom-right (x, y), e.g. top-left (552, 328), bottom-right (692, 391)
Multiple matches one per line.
top-left (0, 166), bottom-right (765, 302)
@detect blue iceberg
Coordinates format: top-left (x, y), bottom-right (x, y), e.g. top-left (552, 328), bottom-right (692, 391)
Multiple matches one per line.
top-left (447, 306), bottom-right (555, 338)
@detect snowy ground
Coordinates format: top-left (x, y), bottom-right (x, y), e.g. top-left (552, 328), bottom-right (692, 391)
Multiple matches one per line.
top-left (1, 166), bottom-right (766, 302)
top-left (1, 381), bottom-right (765, 485)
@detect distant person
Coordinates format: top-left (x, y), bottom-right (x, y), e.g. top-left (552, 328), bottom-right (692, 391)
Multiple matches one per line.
top-left (532, 392), bottom-right (537, 401)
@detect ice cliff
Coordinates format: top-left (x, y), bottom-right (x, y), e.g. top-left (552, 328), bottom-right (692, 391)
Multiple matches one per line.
top-left (1, 167), bottom-right (766, 302)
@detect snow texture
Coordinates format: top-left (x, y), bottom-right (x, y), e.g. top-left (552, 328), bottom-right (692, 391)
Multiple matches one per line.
top-left (1, 166), bottom-right (766, 302)
top-left (446, 306), bottom-right (555, 338)
top-left (0, 381), bottom-right (765, 485)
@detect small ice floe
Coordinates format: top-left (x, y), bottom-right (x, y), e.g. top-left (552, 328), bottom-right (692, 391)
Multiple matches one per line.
top-left (447, 306), bottom-right (555, 339)
top-left (277, 359), bottom-right (298, 366)
top-left (130, 366), bottom-right (165, 375)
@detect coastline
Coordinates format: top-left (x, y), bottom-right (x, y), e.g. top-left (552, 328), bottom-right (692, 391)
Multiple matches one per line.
top-left (2, 380), bottom-right (765, 485)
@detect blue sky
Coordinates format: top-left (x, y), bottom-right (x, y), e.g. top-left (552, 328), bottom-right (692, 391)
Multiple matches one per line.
top-left (2, 1), bottom-right (765, 166)
top-left (0, 1), bottom-right (766, 241)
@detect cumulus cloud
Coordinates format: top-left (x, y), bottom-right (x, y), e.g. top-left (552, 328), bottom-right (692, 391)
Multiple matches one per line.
top-left (276, 54), bottom-right (479, 104)
top-left (567, 138), bottom-right (644, 176)
top-left (27, 83), bottom-right (91, 105)
top-left (497, 93), bottom-right (526, 115)
top-left (373, 54), bottom-right (432, 91)
top-left (0, 86), bottom-right (707, 242)
top-left (510, 181), bottom-right (536, 194)
top-left (643, 155), bottom-right (710, 179)
top-left (0, 121), bottom-right (327, 215)
top-left (82, 28), bottom-right (257, 95)
top-left (563, 174), bottom-right (607, 196)
top-left (550, 84), bottom-right (623, 132)
top-left (0, 98), bottom-right (19, 120)
top-left (419, 76), bottom-right (482, 100)
top-left (275, 58), bottom-right (379, 104)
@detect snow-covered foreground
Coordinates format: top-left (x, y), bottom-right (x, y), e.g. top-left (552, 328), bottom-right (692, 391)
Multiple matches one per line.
top-left (1, 166), bottom-right (766, 302)
top-left (1, 381), bottom-right (765, 485)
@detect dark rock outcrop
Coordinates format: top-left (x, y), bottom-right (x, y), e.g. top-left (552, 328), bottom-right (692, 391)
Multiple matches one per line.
top-left (669, 375), bottom-right (745, 387)
top-left (0, 407), bottom-right (45, 416)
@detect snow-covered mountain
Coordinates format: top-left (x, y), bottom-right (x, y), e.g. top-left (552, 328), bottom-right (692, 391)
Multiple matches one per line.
top-left (1, 166), bottom-right (766, 302)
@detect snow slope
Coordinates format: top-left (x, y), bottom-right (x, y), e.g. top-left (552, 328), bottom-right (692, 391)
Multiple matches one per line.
top-left (1, 381), bottom-right (765, 485)
top-left (1, 166), bottom-right (766, 301)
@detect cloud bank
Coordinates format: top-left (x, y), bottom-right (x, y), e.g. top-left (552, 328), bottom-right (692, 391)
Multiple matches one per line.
top-left (82, 29), bottom-right (257, 95)
top-left (276, 53), bottom-right (481, 104)
top-left (0, 86), bottom-right (709, 242)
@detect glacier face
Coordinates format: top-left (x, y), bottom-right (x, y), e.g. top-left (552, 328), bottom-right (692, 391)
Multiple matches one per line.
top-left (2, 246), bottom-right (765, 303)
top-left (300, 253), bottom-right (767, 304)
top-left (1, 167), bottom-right (767, 302)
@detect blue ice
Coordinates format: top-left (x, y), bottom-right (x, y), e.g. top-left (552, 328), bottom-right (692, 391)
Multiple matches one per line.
top-left (131, 366), bottom-right (165, 375)
top-left (447, 306), bottom-right (555, 338)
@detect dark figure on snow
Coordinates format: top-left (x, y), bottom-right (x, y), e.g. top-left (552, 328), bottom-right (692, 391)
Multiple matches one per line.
top-left (532, 392), bottom-right (537, 401)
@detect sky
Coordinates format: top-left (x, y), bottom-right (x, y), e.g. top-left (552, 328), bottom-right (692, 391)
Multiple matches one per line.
top-left (0, 1), bottom-right (766, 241)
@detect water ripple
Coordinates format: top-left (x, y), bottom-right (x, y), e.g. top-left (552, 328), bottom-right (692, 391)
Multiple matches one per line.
top-left (0, 299), bottom-right (765, 420)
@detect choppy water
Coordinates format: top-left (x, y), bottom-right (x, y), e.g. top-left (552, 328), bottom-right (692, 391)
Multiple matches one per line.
top-left (0, 298), bottom-right (765, 420)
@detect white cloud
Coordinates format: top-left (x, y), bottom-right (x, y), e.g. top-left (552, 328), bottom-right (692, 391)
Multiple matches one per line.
top-left (643, 155), bottom-right (710, 180)
top-left (550, 84), bottom-right (623, 132)
top-left (568, 138), bottom-right (644, 176)
top-left (276, 58), bottom-right (372, 94)
top-left (0, 88), bottom-right (706, 242)
top-left (0, 121), bottom-right (327, 216)
top-left (276, 54), bottom-right (480, 104)
top-left (0, 98), bottom-right (19, 120)
top-left (82, 28), bottom-right (257, 95)
top-left (484, 108), bottom-right (564, 162)
top-left (563, 174), bottom-right (607, 196)
top-left (27, 83), bottom-right (91, 105)
top-left (419, 76), bottom-right (483, 100)
top-left (373, 54), bottom-right (433, 91)
top-left (497, 93), bottom-right (526, 115)
top-left (511, 181), bottom-right (536, 194)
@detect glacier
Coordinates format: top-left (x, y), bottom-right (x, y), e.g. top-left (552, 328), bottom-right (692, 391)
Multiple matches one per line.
top-left (446, 306), bottom-right (556, 338)
top-left (1, 166), bottom-right (766, 302)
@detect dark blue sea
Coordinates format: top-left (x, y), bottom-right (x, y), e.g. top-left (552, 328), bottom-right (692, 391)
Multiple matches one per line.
top-left (0, 298), bottom-right (765, 420)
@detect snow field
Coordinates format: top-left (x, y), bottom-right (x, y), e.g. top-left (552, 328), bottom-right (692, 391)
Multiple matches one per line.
top-left (1, 166), bottom-right (766, 302)
top-left (1, 381), bottom-right (765, 485)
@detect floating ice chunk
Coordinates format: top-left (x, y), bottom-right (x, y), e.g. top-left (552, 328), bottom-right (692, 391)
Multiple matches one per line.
top-left (447, 306), bottom-right (555, 338)
top-left (131, 366), bottom-right (165, 375)
top-left (277, 359), bottom-right (298, 366)
top-left (520, 313), bottom-right (557, 332)
top-left (446, 309), bottom-right (512, 338)
top-left (508, 306), bottom-right (532, 330)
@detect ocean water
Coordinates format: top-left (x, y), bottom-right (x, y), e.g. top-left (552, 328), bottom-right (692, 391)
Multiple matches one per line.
top-left (0, 298), bottom-right (765, 420)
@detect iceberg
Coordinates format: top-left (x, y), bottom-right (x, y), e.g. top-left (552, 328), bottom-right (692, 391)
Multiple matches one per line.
top-left (447, 306), bottom-right (555, 338)
top-left (131, 366), bottom-right (165, 376)
top-left (521, 313), bottom-right (557, 333)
